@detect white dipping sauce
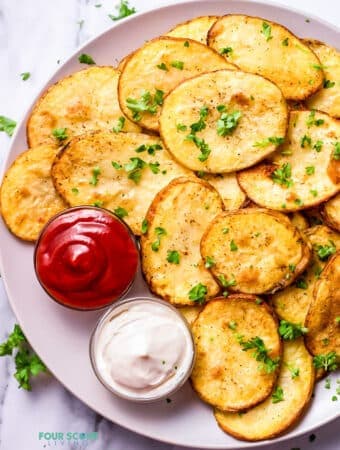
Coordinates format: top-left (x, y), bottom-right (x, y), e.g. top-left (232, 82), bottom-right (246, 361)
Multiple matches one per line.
top-left (92, 299), bottom-right (194, 400)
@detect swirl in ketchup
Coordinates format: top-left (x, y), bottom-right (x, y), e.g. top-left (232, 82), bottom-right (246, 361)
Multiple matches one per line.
top-left (34, 207), bottom-right (139, 310)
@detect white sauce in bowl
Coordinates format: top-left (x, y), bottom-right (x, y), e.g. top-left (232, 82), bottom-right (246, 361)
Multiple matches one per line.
top-left (90, 298), bottom-right (195, 401)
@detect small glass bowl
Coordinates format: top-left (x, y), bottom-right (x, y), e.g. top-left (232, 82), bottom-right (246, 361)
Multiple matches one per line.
top-left (34, 206), bottom-right (139, 311)
top-left (89, 297), bottom-right (196, 403)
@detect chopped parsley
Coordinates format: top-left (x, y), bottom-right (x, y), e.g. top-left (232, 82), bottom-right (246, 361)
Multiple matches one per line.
top-left (114, 207), bottom-right (128, 219)
top-left (0, 115), bottom-right (16, 137)
top-left (222, 227), bottom-right (229, 234)
top-left (313, 352), bottom-right (338, 371)
top-left (93, 200), bottom-right (103, 207)
top-left (271, 162), bottom-right (293, 188)
top-left (112, 116), bottom-right (125, 133)
top-left (279, 320), bottom-right (308, 340)
top-left (238, 335), bottom-right (280, 373)
top-left (272, 386), bottom-right (284, 403)
top-left (305, 166), bottom-right (315, 175)
top-left (261, 22), bottom-right (272, 41)
top-left (151, 227), bottom-right (167, 252)
top-left (310, 189), bottom-right (318, 197)
top-left (324, 79), bottom-right (335, 89)
top-left (332, 142), bottom-right (340, 160)
top-left (217, 275), bottom-right (236, 288)
top-left (89, 166), bottom-right (101, 186)
top-left (295, 278), bottom-right (308, 289)
top-left (216, 109), bottom-right (242, 137)
top-left (20, 72), bottom-right (30, 81)
top-left (185, 106), bottom-right (211, 162)
top-left (123, 157), bottom-right (146, 183)
top-left (135, 143), bottom-right (162, 155)
top-left (184, 41), bottom-right (189, 47)
top-left (171, 60), bottom-right (184, 70)
top-left (141, 218), bottom-right (148, 234)
top-left (149, 161), bottom-right (160, 174)
top-left (288, 264), bottom-right (296, 272)
top-left (176, 123), bottom-right (187, 132)
top-left (78, 53), bottom-right (96, 65)
top-left (228, 321), bottom-right (237, 330)
top-left (294, 198), bottom-right (303, 206)
top-left (253, 136), bottom-right (284, 147)
top-left (313, 140), bottom-right (323, 152)
top-left (282, 38), bottom-right (289, 46)
top-left (325, 378), bottom-right (331, 389)
top-left (220, 47), bottom-right (233, 55)
top-left (230, 240), bottom-right (238, 251)
top-left (204, 256), bottom-right (215, 269)
top-left (288, 365), bottom-right (300, 379)
top-left (108, 0), bottom-right (136, 21)
top-left (306, 110), bottom-right (324, 127)
top-left (52, 128), bottom-right (68, 141)
top-left (300, 134), bottom-right (311, 148)
top-left (111, 161), bottom-right (122, 169)
top-left (157, 62), bottom-right (168, 71)
top-left (126, 90), bottom-right (164, 121)
top-left (188, 283), bottom-right (208, 305)
top-left (315, 240), bottom-right (336, 261)
top-left (71, 187), bottom-right (79, 194)
top-left (166, 250), bottom-right (180, 264)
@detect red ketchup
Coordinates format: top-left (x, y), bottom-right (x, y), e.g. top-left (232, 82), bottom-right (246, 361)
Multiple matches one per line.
top-left (34, 207), bottom-right (139, 310)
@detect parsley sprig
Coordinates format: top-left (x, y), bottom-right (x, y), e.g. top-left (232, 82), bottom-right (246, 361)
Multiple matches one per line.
top-left (216, 107), bottom-right (242, 137)
top-left (313, 352), bottom-right (338, 372)
top-left (0, 115), bottom-right (17, 137)
top-left (108, 0), bottom-right (136, 21)
top-left (279, 320), bottom-right (308, 340)
top-left (253, 136), bottom-right (284, 147)
top-left (151, 227), bottom-right (166, 252)
top-left (0, 325), bottom-right (47, 390)
top-left (315, 240), bottom-right (336, 261)
top-left (261, 22), bottom-right (273, 41)
top-left (237, 335), bottom-right (280, 373)
top-left (185, 106), bottom-right (211, 162)
top-left (333, 142), bottom-right (340, 160)
top-left (188, 283), bottom-right (208, 304)
top-left (112, 116), bottom-right (125, 133)
top-left (126, 90), bottom-right (164, 121)
top-left (271, 162), bottom-right (293, 188)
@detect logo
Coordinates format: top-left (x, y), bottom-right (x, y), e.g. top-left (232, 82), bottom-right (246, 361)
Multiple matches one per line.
top-left (38, 432), bottom-right (98, 448)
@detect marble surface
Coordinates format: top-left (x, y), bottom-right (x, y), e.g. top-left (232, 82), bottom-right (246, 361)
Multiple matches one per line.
top-left (0, 0), bottom-right (339, 449)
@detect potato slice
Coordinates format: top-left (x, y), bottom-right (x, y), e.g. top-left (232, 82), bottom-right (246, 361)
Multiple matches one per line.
top-left (203, 173), bottom-right (246, 210)
top-left (166, 16), bottom-right (218, 43)
top-left (304, 40), bottom-right (340, 118)
top-left (215, 339), bottom-right (315, 441)
top-left (118, 37), bottom-right (235, 132)
top-left (271, 225), bottom-right (340, 324)
top-left (177, 305), bottom-right (203, 327)
top-left (27, 67), bottom-right (140, 148)
top-left (208, 15), bottom-right (324, 100)
top-left (0, 145), bottom-right (67, 241)
top-left (322, 193), bottom-right (340, 232)
top-left (288, 212), bottom-right (308, 231)
top-left (200, 208), bottom-right (311, 295)
top-left (305, 251), bottom-right (340, 358)
top-left (160, 69), bottom-right (287, 173)
top-left (191, 295), bottom-right (281, 411)
top-left (141, 177), bottom-right (223, 306)
top-left (51, 132), bottom-right (193, 235)
top-left (238, 110), bottom-right (340, 211)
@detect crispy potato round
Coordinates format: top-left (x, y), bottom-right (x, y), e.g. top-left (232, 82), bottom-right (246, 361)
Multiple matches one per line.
top-left (322, 194), bottom-right (340, 232)
top-left (0, 145), bottom-right (67, 241)
top-left (191, 295), bottom-right (281, 411)
top-left (238, 110), bottom-right (340, 211)
top-left (165, 15), bottom-right (218, 43)
top-left (305, 251), bottom-right (340, 358)
top-left (27, 67), bottom-right (140, 148)
top-left (288, 212), bottom-right (309, 231)
top-left (208, 15), bottom-right (324, 100)
top-left (271, 225), bottom-right (340, 324)
top-left (200, 208), bottom-right (311, 295)
top-left (177, 305), bottom-right (203, 327)
top-left (215, 338), bottom-right (315, 441)
top-left (160, 69), bottom-right (288, 173)
top-left (141, 177), bottom-right (223, 305)
top-left (304, 40), bottom-right (340, 118)
top-left (202, 173), bottom-right (246, 210)
top-left (51, 132), bottom-right (193, 235)
top-left (118, 37), bottom-right (235, 132)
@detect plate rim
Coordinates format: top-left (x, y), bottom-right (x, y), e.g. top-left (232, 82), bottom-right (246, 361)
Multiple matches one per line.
top-left (0, 0), bottom-right (339, 448)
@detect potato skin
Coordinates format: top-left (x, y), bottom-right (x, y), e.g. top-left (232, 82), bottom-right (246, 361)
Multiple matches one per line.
top-left (141, 177), bottom-right (223, 305)
top-left (305, 251), bottom-right (340, 358)
top-left (191, 295), bottom-right (281, 411)
top-left (208, 14), bottom-right (324, 100)
top-left (322, 193), bottom-right (340, 232)
top-left (214, 339), bottom-right (315, 441)
top-left (166, 15), bottom-right (219, 44)
top-left (200, 208), bottom-right (312, 295)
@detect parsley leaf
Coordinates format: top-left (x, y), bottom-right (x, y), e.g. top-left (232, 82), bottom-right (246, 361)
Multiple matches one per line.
top-left (108, 0), bottom-right (136, 21)
top-left (157, 62), bottom-right (168, 71)
top-left (52, 128), bottom-right (68, 141)
top-left (186, 134), bottom-right (211, 162)
top-left (124, 157), bottom-right (147, 184)
top-left (89, 166), bottom-right (101, 186)
top-left (216, 109), bottom-right (242, 137)
top-left (171, 60), bottom-right (184, 70)
top-left (141, 218), bottom-right (148, 234)
top-left (287, 365), bottom-right (300, 379)
top-left (78, 53), bottom-right (96, 65)
top-left (272, 386), bottom-right (284, 403)
top-left (184, 41), bottom-right (189, 47)
top-left (253, 136), bottom-right (284, 147)
top-left (295, 277), bottom-right (308, 289)
top-left (0, 115), bottom-right (16, 137)
top-left (271, 163), bottom-right (293, 188)
top-left (126, 90), bottom-right (164, 121)
top-left (313, 140), bottom-right (323, 152)
top-left (324, 79), bottom-right (335, 89)
top-left (204, 256), bottom-right (215, 269)
top-left (282, 38), bottom-right (289, 46)
top-left (333, 142), bottom-right (340, 160)
top-left (135, 143), bottom-right (162, 155)
top-left (230, 240), bottom-right (238, 251)
top-left (220, 47), bottom-right (233, 55)
top-left (313, 352), bottom-right (338, 371)
top-left (71, 187), bottom-right (79, 194)
top-left (217, 275), bottom-right (236, 288)
top-left (315, 240), bottom-right (336, 261)
top-left (261, 22), bottom-right (273, 41)
top-left (188, 283), bottom-right (208, 304)
top-left (114, 206), bottom-right (128, 219)
top-left (238, 335), bottom-right (280, 373)
top-left (93, 200), bottom-right (103, 207)
top-left (149, 161), bottom-right (160, 174)
top-left (176, 123), bottom-right (187, 132)
top-left (112, 116), bottom-right (125, 133)
top-left (306, 110), bottom-right (325, 127)
top-left (20, 72), bottom-right (30, 81)
top-left (167, 250), bottom-right (180, 264)
top-left (279, 320), bottom-right (308, 340)
top-left (305, 166), bottom-right (315, 175)
top-left (111, 161), bottom-right (122, 169)
top-left (0, 324), bottom-right (25, 356)
top-left (151, 227), bottom-right (167, 252)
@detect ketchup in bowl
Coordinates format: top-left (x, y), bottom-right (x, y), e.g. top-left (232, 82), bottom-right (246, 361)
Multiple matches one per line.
top-left (34, 206), bottom-right (139, 310)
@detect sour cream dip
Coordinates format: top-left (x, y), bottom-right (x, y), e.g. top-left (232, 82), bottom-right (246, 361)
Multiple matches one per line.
top-left (90, 298), bottom-right (195, 402)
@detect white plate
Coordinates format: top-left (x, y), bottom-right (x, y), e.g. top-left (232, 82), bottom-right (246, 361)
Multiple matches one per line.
top-left (0, 1), bottom-right (339, 448)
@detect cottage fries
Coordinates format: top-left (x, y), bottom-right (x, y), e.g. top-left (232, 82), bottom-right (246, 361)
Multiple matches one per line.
top-left (1, 12), bottom-right (339, 443)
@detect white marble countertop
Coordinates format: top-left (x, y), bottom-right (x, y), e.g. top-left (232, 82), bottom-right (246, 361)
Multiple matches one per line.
top-left (0, 0), bottom-right (339, 449)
